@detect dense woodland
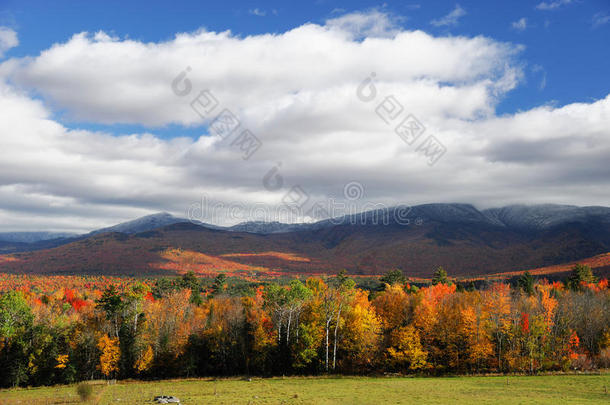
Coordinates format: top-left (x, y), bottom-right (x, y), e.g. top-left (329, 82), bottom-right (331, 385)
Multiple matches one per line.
top-left (0, 265), bottom-right (608, 388)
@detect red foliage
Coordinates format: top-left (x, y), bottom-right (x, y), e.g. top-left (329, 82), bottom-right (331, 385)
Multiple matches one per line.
top-left (568, 331), bottom-right (580, 360)
top-left (64, 288), bottom-right (76, 301)
top-left (520, 312), bottom-right (530, 334)
top-left (70, 298), bottom-right (88, 311)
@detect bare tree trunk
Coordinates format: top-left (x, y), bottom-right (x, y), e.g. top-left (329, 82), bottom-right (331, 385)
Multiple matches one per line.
top-left (277, 312), bottom-right (283, 343)
top-left (295, 311), bottom-right (301, 344)
top-left (325, 318), bottom-right (331, 372)
top-left (332, 306), bottom-right (342, 370)
top-left (133, 311), bottom-right (139, 335)
top-left (114, 315), bottom-right (120, 339)
top-left (286, 310), bottom-right (292, 344)
top-left (497, 335), bottom-right (502, 372)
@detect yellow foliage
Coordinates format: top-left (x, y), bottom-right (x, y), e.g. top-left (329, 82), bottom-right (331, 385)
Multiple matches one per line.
top-left (386, 325), bottom-right (428, 371)
top-left (97, 335), bottom-right (120, 377)
top-left (54, 354), bottom-right (69, 369)
top-left (342, 291), bottom-right (382, 367)
top-left (134, 345), bottom-right (154, 373)
top-left (460, 305), bottom-right (493, 367)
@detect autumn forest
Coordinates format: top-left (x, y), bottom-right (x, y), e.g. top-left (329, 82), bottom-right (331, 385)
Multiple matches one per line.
top-left (0, 265), bottom-right (608, 388)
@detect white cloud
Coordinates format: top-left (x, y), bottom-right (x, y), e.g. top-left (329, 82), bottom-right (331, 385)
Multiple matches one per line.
top-left (249, 8), bottom-right (266, 17)
top-left (592, 12), bottom-right (610, 28)
top-left (4, 19), bottom-right (521, 127)
top-left (532, 65), bottom-right (547, 90)
top-left (325, 9), bottom-right (401, 39)
top-left (430, 4), bottom-right (466, 27)
top-left (535, 0), bottom-right (574, 11)
top-left (511, 18), bottom-right (528, 32)
top-left (0, 27), bottom-right (18, 58)
top-left (0, 11), bottom-right (608, 232)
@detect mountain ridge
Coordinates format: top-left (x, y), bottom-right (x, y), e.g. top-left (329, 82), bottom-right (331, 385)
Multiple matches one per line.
top-left (1, 202), bottom-right (609, 278)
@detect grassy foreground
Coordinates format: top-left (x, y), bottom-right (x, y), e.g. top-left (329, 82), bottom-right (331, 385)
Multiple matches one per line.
top-left (0, 374), bottom-right (609, 404)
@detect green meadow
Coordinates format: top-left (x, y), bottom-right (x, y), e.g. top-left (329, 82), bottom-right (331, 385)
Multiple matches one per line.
top-left (0, 374), bottom-right (608, 404)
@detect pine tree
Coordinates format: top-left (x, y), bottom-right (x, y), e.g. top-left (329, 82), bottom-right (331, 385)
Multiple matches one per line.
top-left (431, 267), bottom-right (448, 285)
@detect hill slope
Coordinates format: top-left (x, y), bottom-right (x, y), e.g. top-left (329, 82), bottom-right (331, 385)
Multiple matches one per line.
top-left (1, 204), bottom-right (609, 277)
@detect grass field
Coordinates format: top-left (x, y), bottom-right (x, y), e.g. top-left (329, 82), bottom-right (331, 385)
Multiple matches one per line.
top-left (0, 374), bottom-right (609, 404)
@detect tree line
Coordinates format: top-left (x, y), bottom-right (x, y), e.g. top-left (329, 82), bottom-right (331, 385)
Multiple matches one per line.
top-left (0, 265), bottom-right (608, 387)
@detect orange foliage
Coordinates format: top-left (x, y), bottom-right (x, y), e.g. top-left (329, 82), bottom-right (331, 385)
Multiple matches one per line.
top-left (221, 251), bottom-right (310, 262)
top-left (568, 331), bottom-right (580, 360)
top-left (153, 248), bottom-right (267, 276)
top-left (372, 284), bottom-right (410, 332)
top-left (489, 252), bottom-right (610, 278)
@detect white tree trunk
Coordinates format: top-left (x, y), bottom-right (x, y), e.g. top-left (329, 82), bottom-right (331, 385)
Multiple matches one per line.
top-left (325, 318), bottom-right (331, 371)
top-left (286, 311), bottom-right (292, 344)
top-left (332, 306), bottom-right (342, 370)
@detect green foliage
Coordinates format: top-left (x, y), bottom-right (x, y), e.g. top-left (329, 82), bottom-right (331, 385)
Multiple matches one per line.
top-left (332, 270), bottom-right (350, 287)
top-left (293, 322), bottom-right (320, 369)
top-left (0, 291), bottom-right (33, 339)
top-left (152, 277), bottom-right (179, 299)
top-left (566, 264), bottom-right (597, 290)
top-left (431, 267), bottom-right (448, 285)
top-left (211, 274), bottom-right (227, 295)
top-left (518, 272), bottom-right (535, 296)
top-left (180, 271), bottom-right (200, 291)
top-left (380, 270), bottom-right (406, 287)
top-left (96, 286), bottom-right (124, 319)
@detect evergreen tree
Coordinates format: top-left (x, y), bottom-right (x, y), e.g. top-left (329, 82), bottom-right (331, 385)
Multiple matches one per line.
top-left (380, 270), bottom-right (406, 287)
top-left (566, 264), bottom-right (597, 290)
top-left (517, 272), bottom-right (535, 296)
top-left (431, 266), bottom-right (448, 285)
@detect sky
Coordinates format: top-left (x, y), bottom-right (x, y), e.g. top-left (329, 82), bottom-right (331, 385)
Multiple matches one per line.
top-left (0, 0), bottom-right (608, 232)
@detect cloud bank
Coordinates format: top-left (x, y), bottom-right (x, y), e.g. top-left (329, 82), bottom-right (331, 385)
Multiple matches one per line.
top-left (0, 12), bottom-right (608, 232)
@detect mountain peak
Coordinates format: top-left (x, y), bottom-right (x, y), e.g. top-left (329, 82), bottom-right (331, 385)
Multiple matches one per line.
top-left (88, 212), bottom-right (188, 236)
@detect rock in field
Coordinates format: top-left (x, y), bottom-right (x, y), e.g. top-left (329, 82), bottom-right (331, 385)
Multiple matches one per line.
top-left (154, 395), bottom-right (180, 403)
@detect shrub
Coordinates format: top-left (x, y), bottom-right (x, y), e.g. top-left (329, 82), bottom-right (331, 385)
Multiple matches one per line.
top-left (571, 354), bottom-right (594, 371)
top-left (76, 382), bottom-right (93, 402)
top-left (597, 347), bottom-right (610, 369)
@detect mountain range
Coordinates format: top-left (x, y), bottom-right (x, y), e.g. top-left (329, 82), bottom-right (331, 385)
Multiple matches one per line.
top-left (0, 203), bottom-right (609, 278)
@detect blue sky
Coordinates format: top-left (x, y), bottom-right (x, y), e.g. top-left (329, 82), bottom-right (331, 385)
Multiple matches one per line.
top-left (1, 0), bottom-right (608, 130)
top-left (0, 0), bottom-right (609, 231)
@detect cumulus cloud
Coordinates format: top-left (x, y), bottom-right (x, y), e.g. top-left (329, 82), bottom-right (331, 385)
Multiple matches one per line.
top-left (430, 4), bottom-right (466, 27)
top-left (5, 21), bottom-right (520, 127)
top-left (0, 27), bottom-right (18, 58)
top-left (535, 0), bottom-right (574, 11)
top-left (0, 11), bottom-right (608, 232)
top-left (511, 18), bottom-right (528, 32)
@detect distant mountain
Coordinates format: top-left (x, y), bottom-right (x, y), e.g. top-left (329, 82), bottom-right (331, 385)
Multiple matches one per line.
top-left (0, 232), bottom-right (80, 254)
top-left (232, 203), bottom-right (610, 233)
top-left (0, 232), bottom-right (78, 243)
top-left (87, 212), bottom-right (192, 236)
top-left (482, 204), bottom-right (610, 231)
top-left (228, 221), bottom-right (313, 234)
top-left (1, 203), bottom-right (609, 278)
